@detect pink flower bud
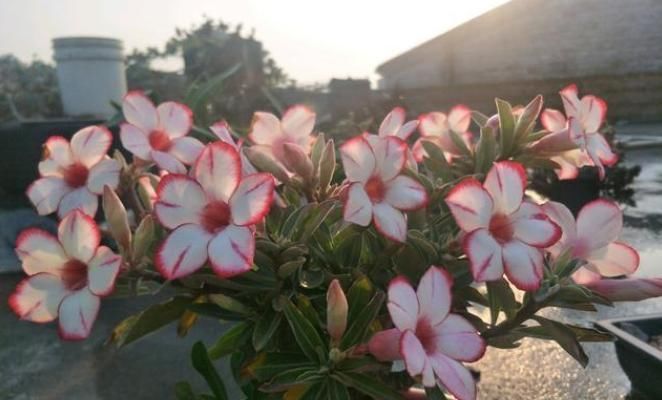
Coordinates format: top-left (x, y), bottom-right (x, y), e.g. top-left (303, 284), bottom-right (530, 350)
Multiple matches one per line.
top-left (584, 277), bottom-right (662, 302)
top-left (402, 387), bottom-right (427, 400)
top-left (102, 186), bottom-right (131, 252)
top-left (326, 279), bottom-right (348, 341)
top-left (282, 142), bottom-right (314, 181)
top-left (367, 328), bottom-right (402, 361)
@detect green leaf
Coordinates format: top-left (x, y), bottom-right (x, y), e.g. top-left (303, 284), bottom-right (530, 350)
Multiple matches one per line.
top-left (208, 321), bottom-right (252, 360)
top-left (282, 298), bottom-right (328, 363)
top-left (259, 367), bottom-right (321, 393)
top-left (174, 381), bottom-right (196, 400)
top-left (131, 215), bottom-right (155, 263)
top-left (531, 316), bottom-right (589, 367)
top-left (297, 200), bottom-right (340, 242)
top-left (318, 140), bottom-right (336, 193)
top-left (191, 341), bottom-right (229, 400)
top-left (250, 352), bottom-right (316, 381)
top-left (517, 324), bottom-right (613, 343)
top-left (111, 296), bottom-right (193, 347)
top-left (513, 95), bottom-right (543, 143)
top-left (486, 279), bottom-right (519, 325)
top-left (471, 110), bottom-right (489, 127)
top-left (327, 378), bottom-right (351, 400)
top-left (208, 293), bottom-right (253, 315)
top-left (448, 129), bottom-right (472, 158)
top-left (474, 126), bottom-right (497, 174)
top-left (496, 98), bottom-right (516, 157)
top-left (332, 372), bottom-right (403, 400)
top-left (421, 140), bottom-right (453, 182)
top-left (340, 292), bottom-right (385, 350)
top-left (345, 275), bottom-right (374, 326)
top-left (252, 308), bottom-right (283, 351)
top-left (186, 303), bottom-right (246, 321)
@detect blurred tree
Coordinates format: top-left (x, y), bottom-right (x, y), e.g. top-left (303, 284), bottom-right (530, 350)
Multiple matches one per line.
top-left (0, 55), bottom-right (62, 122)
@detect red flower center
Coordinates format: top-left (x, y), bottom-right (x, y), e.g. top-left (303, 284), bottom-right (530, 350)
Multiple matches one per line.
top-left (201, 201), bottom-right (231, 233)
top-left (489, 213), bottom-right (514, 243)
top-left (365, 176), bottom-right (386, 203)
top-left (61, 259), bottom-right (88, 291)
top-left (63, 163), bottom-right (89, 188)
top-left (415, 318), bottom-right (437, 355)
top-left (149, 130), bottom-right (172, 152)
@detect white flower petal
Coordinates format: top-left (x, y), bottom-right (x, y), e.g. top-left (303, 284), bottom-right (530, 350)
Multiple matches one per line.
top-left (207, 225), bottom-right (255, 278)
top-left (58, 210), bottom-right (100, 263)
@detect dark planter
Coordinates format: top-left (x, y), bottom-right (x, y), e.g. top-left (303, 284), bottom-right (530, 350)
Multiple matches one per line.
top-left (596, 314), bottom-right (662, 400)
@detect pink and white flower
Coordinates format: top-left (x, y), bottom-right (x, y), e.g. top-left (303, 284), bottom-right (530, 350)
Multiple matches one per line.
top-left (248, 105), bottom-right (315, 168)
top-left (369, 267), bottom-right (485, 400)
top-left (210, 120), bottom-right (257, 177)
top-left (542, 199), bottom-right (639, 283)
top-left (9, 210), bottom-right (121, 340)
top-left (27, 126), bottom-right (120, 218)
top-left (365, 107), bottom-right (419, 170)
top-left (340, 135), bottom-right (428, 243)
top-left (534, 84), bottom-right (617, 179)
top-left (153, 142), bottom-right (275, 280)
top-left (413, 105), bottom-right (473, 163)
top-left (120, 91), bottom-right (203, 174)
top-left (445, 161), bottom-right (561, 290)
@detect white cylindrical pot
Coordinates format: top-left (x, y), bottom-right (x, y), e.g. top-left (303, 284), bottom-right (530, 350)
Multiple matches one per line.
top-left (53, 37), bottom-right (127, 118)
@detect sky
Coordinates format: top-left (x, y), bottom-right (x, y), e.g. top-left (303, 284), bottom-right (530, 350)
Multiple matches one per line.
top-left (0, 0), bottom-right (508, 85)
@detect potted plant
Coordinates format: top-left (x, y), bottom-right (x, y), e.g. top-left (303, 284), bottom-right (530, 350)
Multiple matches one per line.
top-left (6, 84), bottom-right (661, 399)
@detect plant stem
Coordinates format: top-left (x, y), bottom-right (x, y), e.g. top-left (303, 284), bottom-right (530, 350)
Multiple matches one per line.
top-left (481, 299), bottom-right (542, 339)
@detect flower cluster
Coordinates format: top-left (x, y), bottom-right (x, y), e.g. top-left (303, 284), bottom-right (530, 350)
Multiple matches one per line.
top-left (8, 86), bottom-right (657, 399)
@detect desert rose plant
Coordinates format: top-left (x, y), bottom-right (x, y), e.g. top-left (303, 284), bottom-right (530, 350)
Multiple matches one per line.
top-left (9, 85), bottom-right (658, 399)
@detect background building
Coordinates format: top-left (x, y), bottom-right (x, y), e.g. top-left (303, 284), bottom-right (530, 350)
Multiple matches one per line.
top-left (376, 0), bottom-right (662, 122)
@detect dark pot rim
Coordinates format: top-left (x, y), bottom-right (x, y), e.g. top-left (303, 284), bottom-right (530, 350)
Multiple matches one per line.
top-left (595, 313), bottom-right (662, 361)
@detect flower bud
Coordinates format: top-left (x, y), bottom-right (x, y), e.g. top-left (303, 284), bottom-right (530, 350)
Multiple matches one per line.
top-left (282, 142), bottom-right (314, 182)
top-left (326, 279), bottom-right (348, 341)
top-left (102, 185), bottom-right (131, 253)
top-left (367, 328), bottom-right (402, 362)
top-left (244, 147), bottom-right (291, 184)
top-left (137, 176), bottom-right (158, 211)
top-left (584, 277), bottom-right (662, 302)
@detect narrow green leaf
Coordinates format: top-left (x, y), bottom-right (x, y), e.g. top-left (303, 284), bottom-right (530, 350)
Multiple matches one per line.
top-left (282, 298), bottom-right (328, 363)
top-left (208, 293), bottom-right (253, 315)
top-left (250, 352), bottom-right (316, 381)
top-left (426, 386), bottom-right (448, 400)
top-left (448, 129), bottom-right (472, 157)
top-left (327, 378), bottom-right (351, 400)
top-left (208, 321), bottom-right (252, 359)
top-left (421, 140), bottom-right (453, 182)
top-left (471, 110), bottom-right (489, 127)
top-left (486, 279), bottom-right (519, 325)
top-left (345, 275), bottom-right (374, 326)
top-left (531, 316), bottom-right (589, 367)
top-left (191, 341), bottom-right (229, 400)
top-left (340, 292), bottom-right (385, 350)
top-left (496, 98), bottom-right (515, 157)
top-left (474, 126), bottom-right (497, 174)
top-left (174, 381), bottom-right (196, 400)
top-left (259, 367), bottom-right (321, 393)
top-left (332, 372), bottom-right (403, 400)
top-left (297, 200), bottom-right (340, 241)
top-left (318, 139), bottom-right (336, 193)
top-left (111, 296), bottom-right (193, 347)
top-left (513, 95), bottom-right (543, 143)
top-left (252, 309), bottom-right (283, 351)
